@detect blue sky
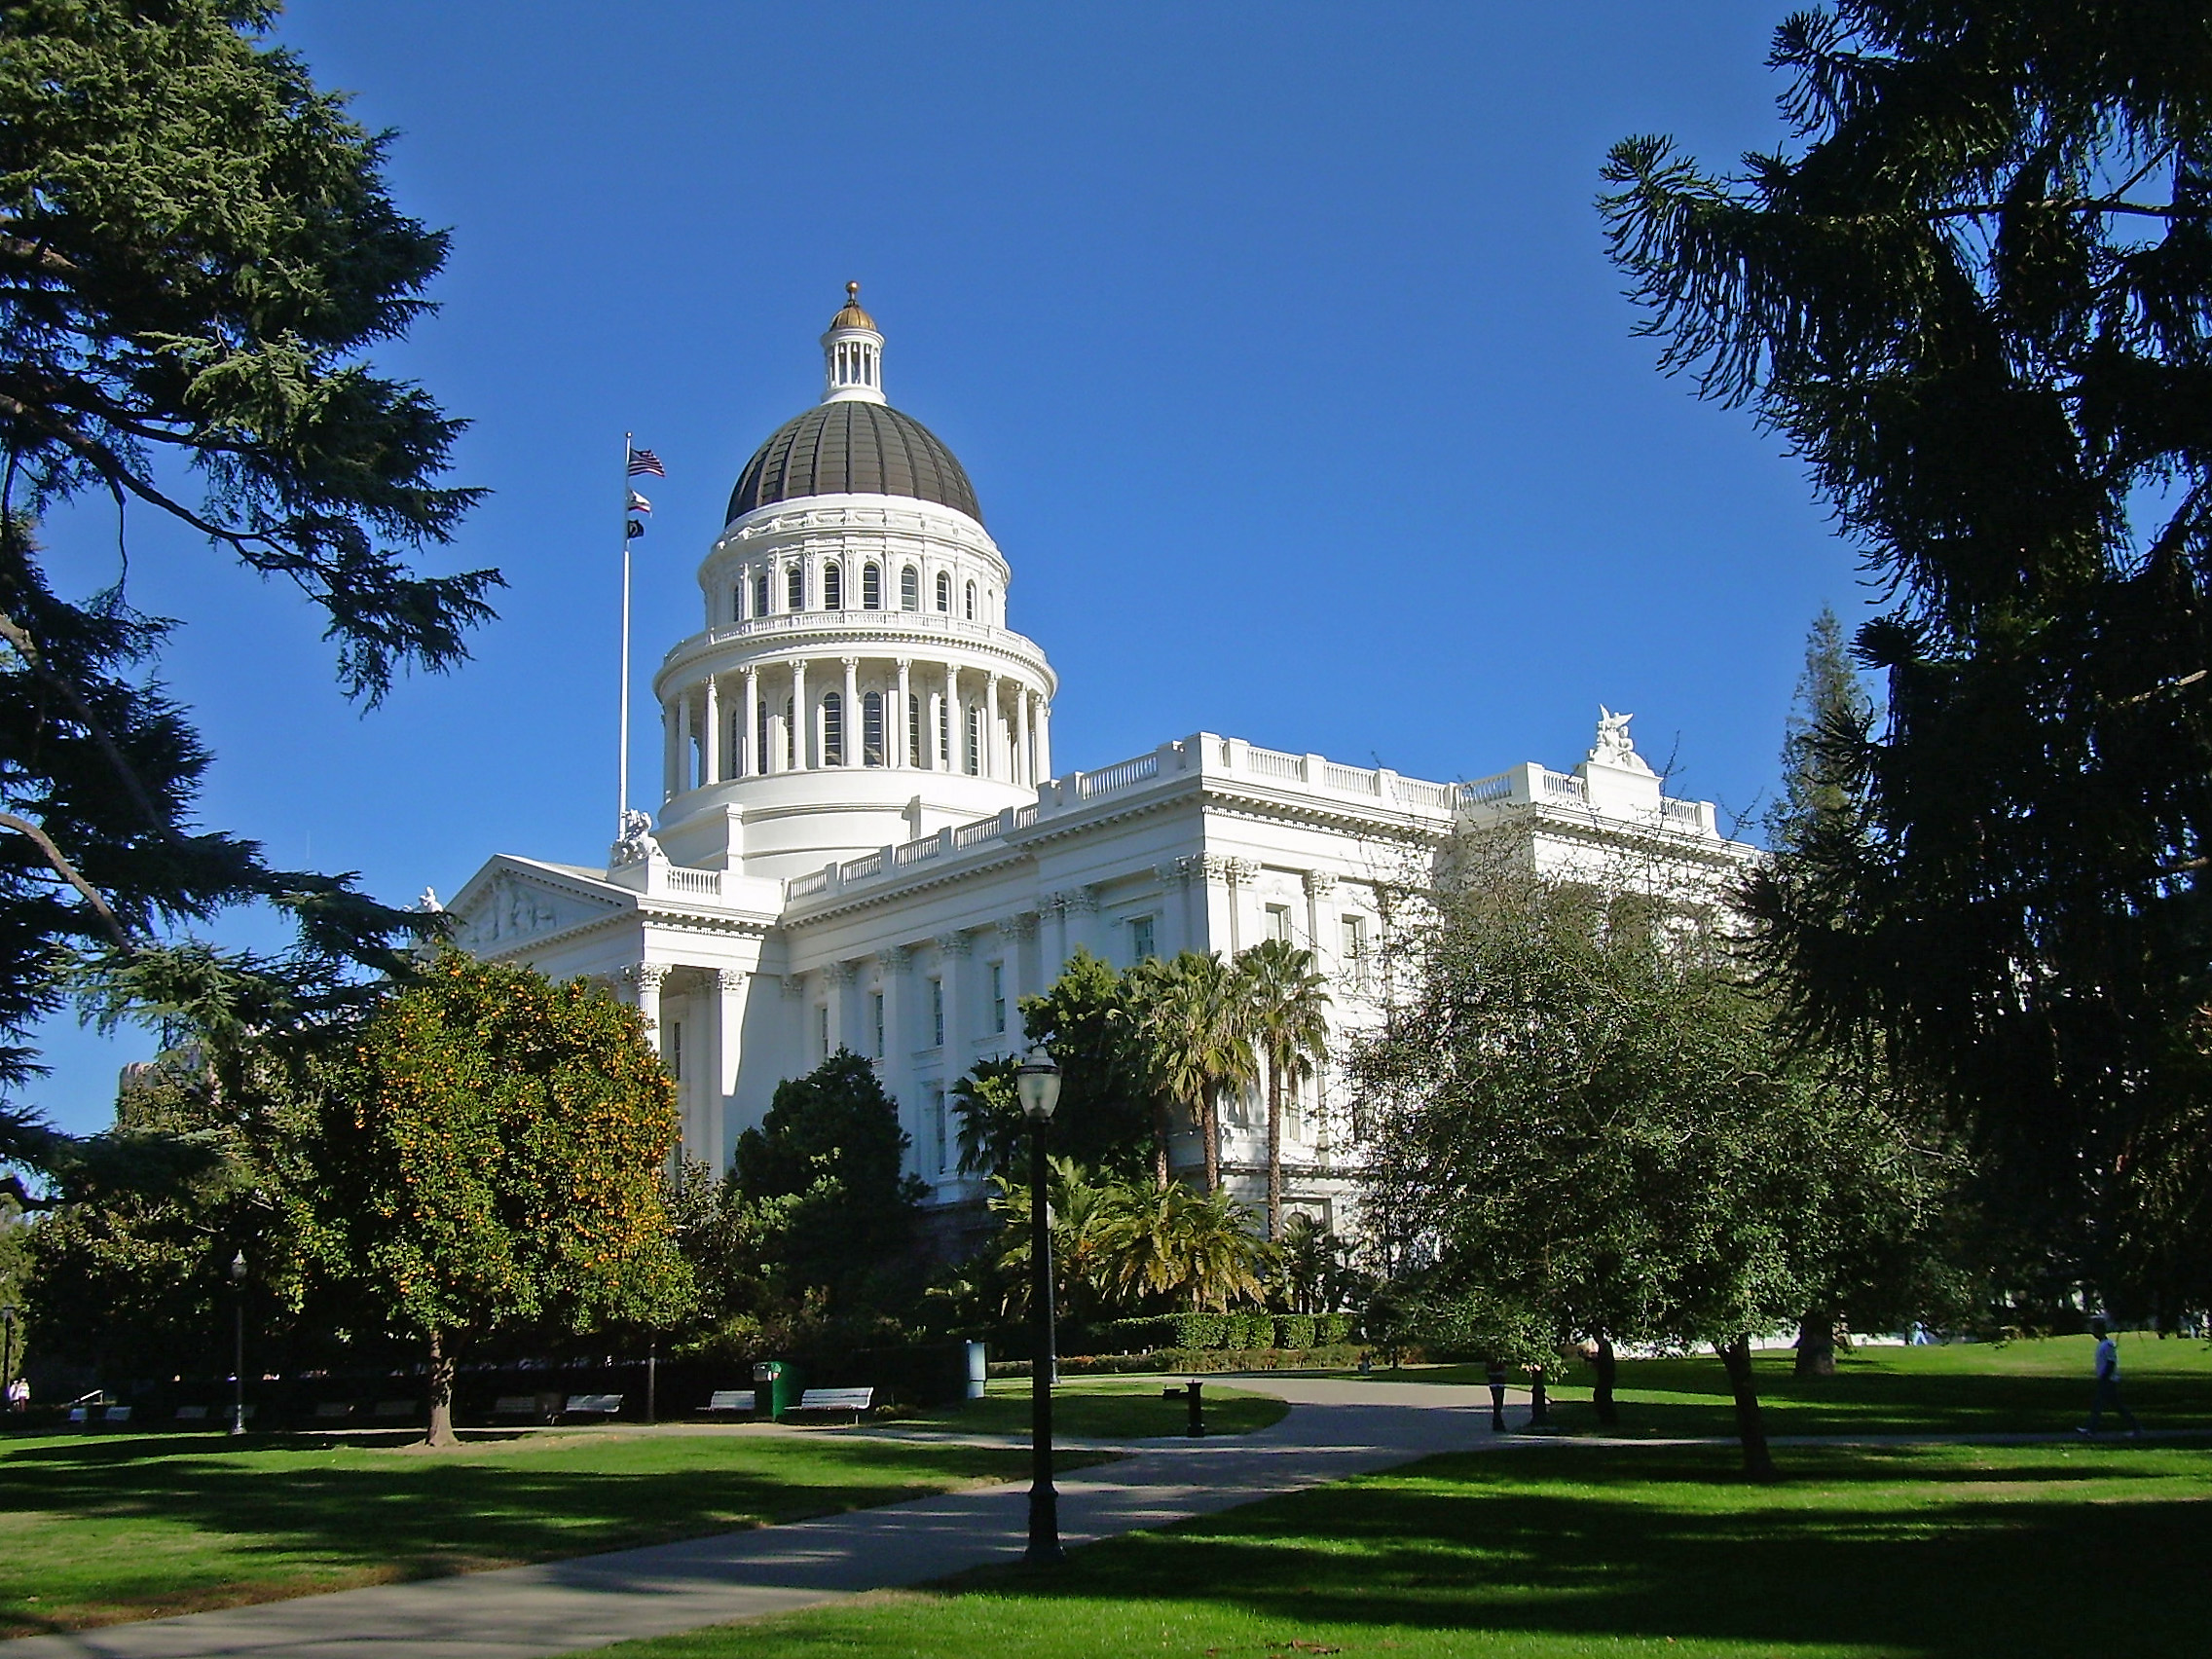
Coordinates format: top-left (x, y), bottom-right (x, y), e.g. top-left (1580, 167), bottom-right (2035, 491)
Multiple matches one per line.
top-left (31, 1), bottom-right (1868, 1132)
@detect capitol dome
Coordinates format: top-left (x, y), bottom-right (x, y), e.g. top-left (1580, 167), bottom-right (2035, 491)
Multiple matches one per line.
top-left (726, 399), bottom-right (980, 524)
top-left (725, 282), bottom-right (981, 525)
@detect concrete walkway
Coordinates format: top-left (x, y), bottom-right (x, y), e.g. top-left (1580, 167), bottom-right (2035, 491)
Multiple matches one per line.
top-left (3, 1378), bottom-right (1500, 1659)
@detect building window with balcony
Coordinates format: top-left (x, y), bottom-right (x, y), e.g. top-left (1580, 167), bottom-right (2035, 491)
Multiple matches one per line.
top-left (756, 699), bottom-right (770, 775)
top-left (786, 565), bottom-right (804, 611)
top-left (929, 978), bottom-right (944, 1047)
top-left (823, 690), bottom-right (844, 765)
top-left (964, 580), bottom-right (977, 620)
top-left (935, 571), bottom-right (950, 612)
top-left (965, 705), bottom-right (980, 775)
top-left (938, 697), bottom-right (950, 765)
top-left (732, 583), bottom-right (745, 623)
top-left (870, 991), bottom-right (885, 1059)
top-left (908, 693), bottom-right (922, 766)
top-left (784, 698), bottom-right (795, 768)
top-left (990, 962), bottom-right (1005, 1035)
top-left (817, 1005), bottom-right (830, 1059)
top-left (863, 563), bottom-right (882, 609)
top-left (1267, 903), bottom-right (1293, 944)
top-left (1129, 914), bottom-right (1156, 963)
top-left (863, 690), bottom-right (884, 766)
top-left (824, 562), bottom-right (843, 609)
top-left (902, 565), bottom-right (920, 610)
top-left (755, 571), bottom-right (771, 617)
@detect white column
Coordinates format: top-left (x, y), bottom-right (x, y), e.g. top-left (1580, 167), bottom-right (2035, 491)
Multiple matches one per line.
top-left (983, 672), bottom-right (1002, 781)
top-left (661, 698), bottom-right (679, 800)
top-left (936, 932), bottom-right (970, 1063)
top-left (707, 968), bottom-right (741, 1169)
top-left (742, 668), bottom-right (758, 778)
top-left (677, 687), bottom-right (695, 793)
top-left (895, 658), bottom-right (912, 769)
top-left (703, 676), bottom-right (721, 786)
top-left (882, 946), bottom-right (913, 1162)
top-left (1036, 699), bottom-right (1052, 782)
top-left (1014, 684), bottom-right (1032, 788)
top-left (792, 659), bottom-right (810, 771)
top-left (1304, 869), bottom-right (1337, 963)
top-left (629, 962), bottom-right (667, 1066)
top-left (943, 662), bottom-right (960, 773)
top-left (842, 656), bottom-right (860, 767)
top-left (829, 962), bottom-right (853, 1053)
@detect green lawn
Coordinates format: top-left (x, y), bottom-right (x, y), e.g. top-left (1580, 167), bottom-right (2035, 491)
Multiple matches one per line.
top-left (1380, 1332), bottom-right (2212, 1439)
top-left (906, 1378), bottom-right (1289, 1440)
top-left (0, 1426), bottom-right (1085, 1640)
top-left (579, 1437), bottom-right (2212, 1659)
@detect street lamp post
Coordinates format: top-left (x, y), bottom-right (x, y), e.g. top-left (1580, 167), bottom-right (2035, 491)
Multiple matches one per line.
top-left (1014, 1048), bottom-right (1064, 1566)
top-left (228, 1250), bottom-right (247, 1437)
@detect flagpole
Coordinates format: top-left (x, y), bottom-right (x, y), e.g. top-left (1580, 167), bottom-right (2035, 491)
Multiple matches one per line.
top-left (619, 431), bottom-right (634, 836)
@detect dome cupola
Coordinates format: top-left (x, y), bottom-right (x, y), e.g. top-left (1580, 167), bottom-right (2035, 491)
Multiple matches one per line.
top-left (725, 284), bottom-right (982, 524)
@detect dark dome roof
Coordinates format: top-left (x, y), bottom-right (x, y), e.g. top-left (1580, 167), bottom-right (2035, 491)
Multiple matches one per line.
top-left (726, 401), bottom-right (980, 525)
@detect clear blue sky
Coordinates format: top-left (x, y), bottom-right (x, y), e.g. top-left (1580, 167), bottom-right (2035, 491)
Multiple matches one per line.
top-left (32, 1), bottom-right (1867, 1132)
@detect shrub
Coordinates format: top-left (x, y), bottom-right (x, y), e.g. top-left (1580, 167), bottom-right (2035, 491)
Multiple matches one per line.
top-left (1315, 1312), bottom-right (1356, 1346)
top-left (1273, 1313), bottom-right (1315, 1349)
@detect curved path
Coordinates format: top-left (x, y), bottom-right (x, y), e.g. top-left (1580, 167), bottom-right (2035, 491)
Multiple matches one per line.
top-left (2, 1378), bottom-right (1499, 1659)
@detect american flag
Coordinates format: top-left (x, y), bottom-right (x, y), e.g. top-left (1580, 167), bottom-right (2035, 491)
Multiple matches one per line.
top-left (627, 448), bottom-right (665, 478)
top-left (627, 489), bottom-right (652, 515)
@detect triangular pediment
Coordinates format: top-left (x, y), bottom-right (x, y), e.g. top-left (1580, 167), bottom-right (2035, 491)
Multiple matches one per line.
top-left (448, 859), bottom-right (627, 953)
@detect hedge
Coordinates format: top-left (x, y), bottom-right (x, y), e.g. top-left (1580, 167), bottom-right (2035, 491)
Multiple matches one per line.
top-left (987, 1342), bottom-right (1386, 1378)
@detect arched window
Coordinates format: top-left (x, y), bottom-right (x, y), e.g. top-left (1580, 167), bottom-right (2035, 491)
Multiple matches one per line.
top-left (823, 690), bottom-right (844, 766)
top-left (863, 562), bottom-right (881, 609)
top-left (935, 571), bottom-right (950, 612)
top-left (755, 571), bottom-right (770, 618)
top-left (733, 583), bottom-right (745, 623)
top-left (783, 698), bottom-right (795, 768)
top-left (863, 691), bottom-right (884, 765)
top-left (786, 565), bottom-right (804, 611)
top-left (965, 704), bottom-right (980, 775)
top-left (901, 565), bottom-right (920, 610)
top-left (824, 563), bottom-right (843, 609)
top-left (908, 693), bottom-right (922, 766)
top-left (756, 698), bottom-right (770, 774)
top-left (964, 581), bottom-right (977, 621)
top-left (938, 696), bottom-right (950, 764)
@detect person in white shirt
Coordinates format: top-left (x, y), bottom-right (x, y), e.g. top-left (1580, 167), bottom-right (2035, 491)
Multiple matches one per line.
top-left (2077, 1316), bottom-right (2141, 1435)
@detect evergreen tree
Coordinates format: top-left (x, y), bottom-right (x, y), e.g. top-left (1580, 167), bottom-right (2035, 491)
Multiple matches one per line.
top-left (1602, 2), bottom-right (2212, 1316)
top-left (0, 2), bottom-right (494, 1165)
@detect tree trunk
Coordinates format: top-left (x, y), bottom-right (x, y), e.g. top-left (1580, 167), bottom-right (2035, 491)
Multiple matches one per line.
top-left (1152, 1095), bottom-right (1172, 1191)
top-left (1528, 1366), bottom-right (1550, 1427)
top-left (1200, 1089), bottom-right (1220, 1194)
top-left (1265, 1054), bottom-right (1283, 1240)
top-left (425, 1328), bottom-right (460, 1449)
top-left (1592, 1335), bottom-right (1620, 1427)
top-left (1792, 1309), bottom-right (1837, 1378)
top-left (1717, 1334), bottom-right (1779, 1481)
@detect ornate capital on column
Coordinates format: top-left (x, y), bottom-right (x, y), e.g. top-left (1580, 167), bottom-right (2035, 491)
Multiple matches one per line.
top-left (895, 656), bottom-right (912, 672)
top-left (710, 968), bottom-right (746, 996)
top-left (1225, 857), bottom-right (1261, 884)
top-left (830, 960), bottom-right (858, 987)
top-left (1155, 860), bottom-right (1190, 889)
top-left (780, 974), bottom-right (807, 1000)
top-left (885, 943), bottom-right (914, 975)
top-left (1053, 886), bottom-right (1099, 915)
top-left (1198, 854), bottom-right (1239, 885)
top-left (935, 930), bottom-right (973, 957)
top-left (623, 962), bottom-right (669, 993)
top-left (996, 911), bottom-right (1039, 942)
top-left (840, 655), bottom-right (859, 670)
top-left (1303, 869), bottom-right (1338, 899)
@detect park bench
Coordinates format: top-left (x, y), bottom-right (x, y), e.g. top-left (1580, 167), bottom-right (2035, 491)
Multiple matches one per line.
top-left (492, 1393), bottom-right (558, 1423)
top-left (794, 1386), bottom-right (874, 1422)
top-left (703, 1388), bottom-right (756, 1415)
top-left (562, 1393), bottom-right (624, 1420)
top-left (102, 1405), bottom-right (132, 1424)
top-left (174, 1404), bottom-right (208, 1422)
top-left (372, 1399), bottom-right (417, 1420)
top-left (313, 1401), bottom-right (354, 1420)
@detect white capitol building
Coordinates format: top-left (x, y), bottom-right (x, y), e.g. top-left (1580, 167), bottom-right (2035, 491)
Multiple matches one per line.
top-left (447, 287), bottom-right (1754, 1237)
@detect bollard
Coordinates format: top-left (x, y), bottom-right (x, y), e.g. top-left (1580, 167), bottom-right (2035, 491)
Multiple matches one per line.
top-left (1186, 1379), bottom-right (1204, 1438)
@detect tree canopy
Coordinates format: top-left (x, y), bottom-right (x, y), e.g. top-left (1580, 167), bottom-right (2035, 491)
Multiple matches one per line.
top-left (0, 1), bottom-right (494, 1171)
top-left (1602, 1), bottom-right (2212, 1317)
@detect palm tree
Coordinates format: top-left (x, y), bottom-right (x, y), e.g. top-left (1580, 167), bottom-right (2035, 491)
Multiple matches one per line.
top-left (1129, 951), bottom-right (1254, 1193)
top-left (1235, 939), bottom-right (1332, 1240)
top-left (1098, 1180), bottom-right (1272, 1311)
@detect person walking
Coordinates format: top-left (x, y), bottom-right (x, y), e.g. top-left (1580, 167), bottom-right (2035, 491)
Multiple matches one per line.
top-left (1484, 1358), bottom-right (1509, 1432)
top-left (2077, 1317), bottom-right (2141, 1436)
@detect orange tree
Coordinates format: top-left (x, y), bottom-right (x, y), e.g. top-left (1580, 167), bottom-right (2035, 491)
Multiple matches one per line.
top-left (302, 953), bottom-right (690, 1444)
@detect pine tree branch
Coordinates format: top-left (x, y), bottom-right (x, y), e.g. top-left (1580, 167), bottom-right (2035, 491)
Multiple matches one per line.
top-left (0, 812), bottom-right (130, 948)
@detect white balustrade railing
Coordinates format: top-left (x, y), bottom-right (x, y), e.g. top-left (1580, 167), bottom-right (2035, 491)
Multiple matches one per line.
top-left (1245, 746), bottom-right (1305, 781)
top-left (840, 851), bottom-right (884, 882)
top-left (952, 817), bottom-right (1004, 849)
top-left (894, 835), bottom-right (942, 867)
top-left (1324, 761), bottom-right (1380, 794)
top-left (1460, 771), bottom-right (1513, 804)
top-left (1542, 771), bottom-right (1588, 801)
top-left (786, 869), bottom-right (829, 899)
top-left (1396, 777), bottom-right (1457, 812)
top-left (1076, 752), bottom-right (1159, 798)
top-left (665, 866), bottom-right (722, 896)
top-left (1661, 798), bottom-right (1704, 826)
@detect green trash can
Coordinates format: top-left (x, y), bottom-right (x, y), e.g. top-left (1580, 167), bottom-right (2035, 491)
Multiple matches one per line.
top-left (753, 1359), bottom-right (803, 1420)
